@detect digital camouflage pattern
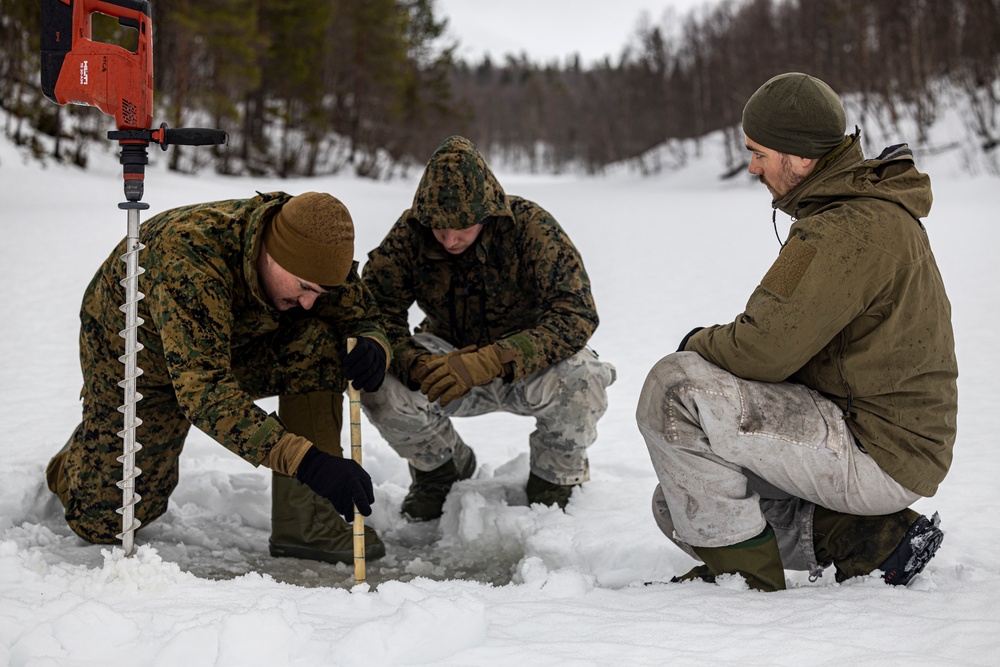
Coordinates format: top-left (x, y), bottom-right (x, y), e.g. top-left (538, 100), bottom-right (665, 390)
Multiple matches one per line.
top-left (361, 333), bottom-right (615, 484)
top-left (49, 192), bottom-right (388, 543)
top-left (408, 135), bottom-right (510, 230)
top-left (363, 136), bottom-right (600, 385)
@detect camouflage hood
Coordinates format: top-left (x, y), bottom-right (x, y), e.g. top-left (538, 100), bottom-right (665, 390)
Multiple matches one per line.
top-left (408, 135), bottom-right (514, 229)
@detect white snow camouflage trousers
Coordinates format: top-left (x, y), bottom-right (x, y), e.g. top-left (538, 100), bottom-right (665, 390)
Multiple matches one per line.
top-left (636, 352), bottom-right (919, 571)
top-left (360, 333), bottom-right (616, 484)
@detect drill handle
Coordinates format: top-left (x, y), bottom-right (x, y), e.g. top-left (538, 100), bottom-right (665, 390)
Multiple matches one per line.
top-left (157, 127), bottom-right (230, 148)
top-left (109, 124), bottom-right (229, 148)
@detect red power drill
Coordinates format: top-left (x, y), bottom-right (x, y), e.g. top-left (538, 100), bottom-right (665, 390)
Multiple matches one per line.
top-left (41, 0), bottom-right (153, 131)
top-left (40, 0), bottom-right (226, 202)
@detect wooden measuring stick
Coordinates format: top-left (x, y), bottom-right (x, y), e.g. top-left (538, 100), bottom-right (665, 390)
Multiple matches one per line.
top-left (346, 337), bottom-right (365, 586)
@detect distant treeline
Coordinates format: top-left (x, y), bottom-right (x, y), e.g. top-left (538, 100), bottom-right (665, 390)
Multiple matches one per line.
top-left (2, 0), bottom-right (998, 177)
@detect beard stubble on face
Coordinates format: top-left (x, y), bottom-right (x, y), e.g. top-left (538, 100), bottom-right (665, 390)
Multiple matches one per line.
top-left (760, 155), bottom-right (807, 199)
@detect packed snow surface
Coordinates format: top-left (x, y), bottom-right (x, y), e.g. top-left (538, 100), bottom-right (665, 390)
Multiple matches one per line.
top-left (2, 119), bottom-right (999, 665)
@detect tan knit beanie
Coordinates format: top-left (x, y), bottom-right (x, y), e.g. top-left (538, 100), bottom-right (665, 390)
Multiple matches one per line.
top-left (263, 192), bottom-right (355, 287)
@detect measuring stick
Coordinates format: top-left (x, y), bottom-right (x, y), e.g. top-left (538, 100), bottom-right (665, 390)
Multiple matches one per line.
top-left (346, 337), bottom-right (365, 585)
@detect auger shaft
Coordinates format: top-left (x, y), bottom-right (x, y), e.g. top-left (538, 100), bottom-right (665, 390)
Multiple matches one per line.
top-left (115, 203), bottom-right (147, 556)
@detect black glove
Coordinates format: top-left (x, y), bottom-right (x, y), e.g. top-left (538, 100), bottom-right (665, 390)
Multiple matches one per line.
top-left (342, 337), bottom-right (387, 392)
top-left (677, 327), bottom-right (704, 352)
top-left (295, 446), bottom-right (374, 522)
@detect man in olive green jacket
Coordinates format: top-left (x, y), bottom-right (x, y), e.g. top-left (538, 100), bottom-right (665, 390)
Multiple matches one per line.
top-left (47, 191), bottom-right (391, 565)
top-left (361, 136), bottom-right (615, 520)
top-left (637, 73), bottom-right (957, 591)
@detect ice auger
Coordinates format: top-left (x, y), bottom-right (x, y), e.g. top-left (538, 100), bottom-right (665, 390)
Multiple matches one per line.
top-left (40, 0), bottom-right (228, 555)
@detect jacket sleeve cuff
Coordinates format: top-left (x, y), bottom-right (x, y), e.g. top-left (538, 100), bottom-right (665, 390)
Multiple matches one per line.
top-left (261, 432), bottom-right (313, 476)
top-left (677, 326), bottom-right (705, 352)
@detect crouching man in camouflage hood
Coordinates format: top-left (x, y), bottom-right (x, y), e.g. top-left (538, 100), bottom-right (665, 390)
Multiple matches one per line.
top-left (361, 135), bottom-right (616, 520)
top-left (47, 191), bottom-right (392, 565)
top-left (636, 73), bottom-right (957, 591)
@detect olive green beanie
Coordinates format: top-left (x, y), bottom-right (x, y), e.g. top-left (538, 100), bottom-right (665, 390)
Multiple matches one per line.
top-left (742, 72), bottom-right (846, 159)
top-left (263, 192), bottom-right (355, 287)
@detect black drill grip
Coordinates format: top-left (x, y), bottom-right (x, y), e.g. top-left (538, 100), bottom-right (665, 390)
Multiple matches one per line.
top-left (161, 128), bottom-right (229, 147)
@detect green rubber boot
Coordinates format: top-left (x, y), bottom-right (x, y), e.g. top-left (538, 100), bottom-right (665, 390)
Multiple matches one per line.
top-left (269, 475), bottom-right (385, 563)
top-left (269, 391), bottom-right (385, 564)
top-left (669, 564), bottom-right (715, 585)
top-left (689, 524), bottom-right (787, 592)
top-left (401, 445), bottom-right (476, 521)
top-left (526, 473), bottom-right (577, 509)
top-left (813, 506), bottom-right (941, 584)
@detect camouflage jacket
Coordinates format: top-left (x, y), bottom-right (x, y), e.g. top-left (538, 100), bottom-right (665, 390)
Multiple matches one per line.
top-left (81, 192), bottom-right (388, 465)
top-left (363, 181), bottom-right (599, 385)
top-left (685, 138), bottom-right (957, 496)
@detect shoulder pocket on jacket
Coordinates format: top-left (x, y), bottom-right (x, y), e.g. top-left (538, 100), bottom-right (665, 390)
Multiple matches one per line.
top-left (760, 236), bottom-right (817, 299)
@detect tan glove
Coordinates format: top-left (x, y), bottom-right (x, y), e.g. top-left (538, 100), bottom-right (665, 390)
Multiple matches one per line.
top-left (420, 344), bottom-right (512, 407)
top-left (409, 346), bottom-right (477, 388)
top-left (408, 353), bottom-right (438, 388)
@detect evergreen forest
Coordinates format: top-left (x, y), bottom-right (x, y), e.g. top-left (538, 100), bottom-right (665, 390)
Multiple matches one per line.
top-left (2, 0), bottom-right (999, 177)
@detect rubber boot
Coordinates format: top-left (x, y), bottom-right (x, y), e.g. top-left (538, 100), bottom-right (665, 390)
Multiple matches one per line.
top-left (689, 525), bottom-right (787, 592)
top-left (401, 443), bottom-right (476, 521)
top-left (669, 564), bottom-right (714, 585)
top-left (269, 391), bottom-right (385, 564)
top-left (813, 506), bottom-right (942, 584)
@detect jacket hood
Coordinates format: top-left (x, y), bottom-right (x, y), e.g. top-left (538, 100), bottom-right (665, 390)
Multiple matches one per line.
top-left (408, 135), bottom-right (513, 229)
top-left (777, 133), bottom-right (933, 222)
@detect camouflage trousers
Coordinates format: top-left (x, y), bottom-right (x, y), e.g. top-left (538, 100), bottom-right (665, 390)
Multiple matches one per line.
top-left (47, 314), bottom-right (347, 544)
top-left (360, 333), bottom-right (616, 485)
top-left (637, 352), bottom-right (919, 570)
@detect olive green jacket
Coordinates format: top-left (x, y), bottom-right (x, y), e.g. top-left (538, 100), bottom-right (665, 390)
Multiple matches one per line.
top-left (81, 192), bottom-right (388, 465)
top-left (685, 138), bottom-right (958, 496)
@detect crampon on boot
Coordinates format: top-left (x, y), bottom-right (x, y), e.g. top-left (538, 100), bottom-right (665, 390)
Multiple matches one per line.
top-left (814, 506), bottom-right (944, 585)
top-left (879, 512), bottom-right (944, 586)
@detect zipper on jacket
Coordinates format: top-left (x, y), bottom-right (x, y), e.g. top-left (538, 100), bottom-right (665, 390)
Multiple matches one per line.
top-left (834, 330), bottom-right (856, 421)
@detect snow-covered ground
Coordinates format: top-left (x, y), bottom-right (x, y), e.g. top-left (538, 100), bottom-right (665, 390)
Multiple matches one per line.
top-left (2, 112), bottom-right (999, 665)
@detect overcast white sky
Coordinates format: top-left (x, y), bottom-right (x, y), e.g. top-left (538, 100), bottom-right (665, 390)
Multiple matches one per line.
top-left (435, 0), bottom-right (717, 66)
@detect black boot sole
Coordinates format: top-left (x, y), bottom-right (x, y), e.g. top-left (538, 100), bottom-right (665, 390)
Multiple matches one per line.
top-left (880, 512), bottom-right (943, 586)
top-left (269, 540), bottom-right (387, 565)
